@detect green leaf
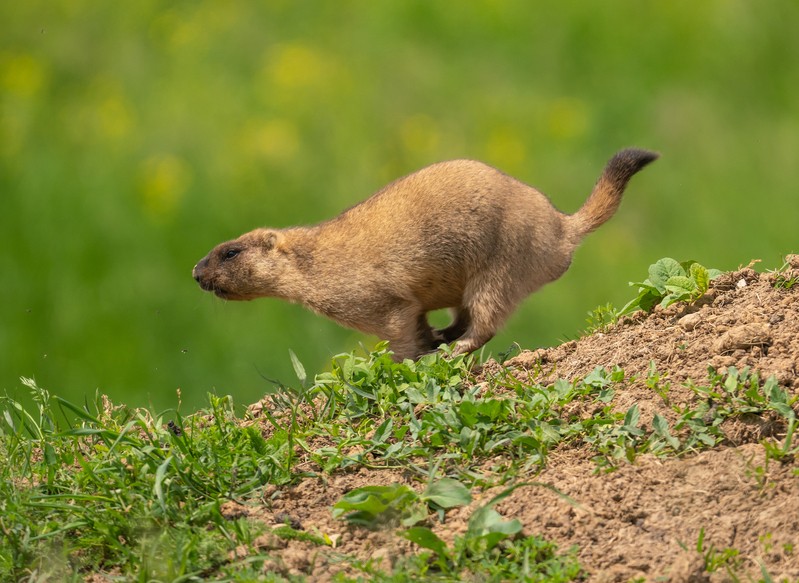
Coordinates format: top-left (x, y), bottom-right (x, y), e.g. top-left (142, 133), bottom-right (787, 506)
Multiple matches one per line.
top-left (289, 349), bottom-right (307, 386)
top-left (648, 258), bottom-right (684, 292)
top-left (422, 478), bottom-right (472, 509)
top-left (467, 506), bottom-right (523, 549)
top-left (628, 280), bottom-right (659, 292)
top-left (638, 289), bottom-right (662, 312)
top-left (537, 422), bottom-right (561, 444)
top-left (652, 414), bottom-right (680, 449)
top-left (697, 432), bottom-right (717, 446)
top-left (2, 409), bottom-right (16, 432)
top-left (689, 263), bottom-right (710, 293)
top-left (584, 367), bottom-right (610, 389)
top-left (62, 427), bottom-right (115, 438)
top-left (402, 526), bottom-right (449, 556)
top-left (466, 483), bottom-right (527, 543)
top-left (458, 401), bottom-right (478, 427)
top-left (246, 426), bottom-right (268, 455)
top-left (332, 484), bottom-right (419, 527)
top-left (770, 402), bottom-right (795, 419)
top-left (623, 404), bottom-right (640, 429)
top-left (624, 404), bottom-right (640, 428)
top-left (53, 396), bottom-right (101, 424)
top-left (679, 259), bottom-right (698, 272)
top-left (621, 286), bottom-right (663, 315)
top-left (43, 442), bottom-right (58, 467)
top-left (664, 275), bottom-right (697, 296)
top-left (154, 455), bottom-right (173, 510)
top-left (598, 388), bottom-right (615, 403)
top-left (475, 399), bottom-right (504, 421)
top-left (372, 418), bottom-right (394, 443)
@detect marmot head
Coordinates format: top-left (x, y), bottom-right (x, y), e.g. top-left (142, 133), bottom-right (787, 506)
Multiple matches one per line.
top-left (192, 228), bottom-right (288, 301)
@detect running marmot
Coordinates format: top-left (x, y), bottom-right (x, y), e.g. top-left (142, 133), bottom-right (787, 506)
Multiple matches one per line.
top-left (193, 149), bottom-right (658, 360)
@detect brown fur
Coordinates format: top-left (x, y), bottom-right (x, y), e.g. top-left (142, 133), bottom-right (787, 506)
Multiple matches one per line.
top-left (193, 148), bottom-right (658, 360)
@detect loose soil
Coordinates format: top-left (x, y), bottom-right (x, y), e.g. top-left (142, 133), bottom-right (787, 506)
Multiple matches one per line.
top-left (241, 256), bottom-right (799, 582)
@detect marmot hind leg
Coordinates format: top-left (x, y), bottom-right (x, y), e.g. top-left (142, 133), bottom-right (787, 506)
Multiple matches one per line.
top-left (452, 280), bottom-right (518, 357)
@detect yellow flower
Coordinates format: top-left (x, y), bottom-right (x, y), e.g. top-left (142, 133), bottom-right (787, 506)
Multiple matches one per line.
top-left (547, 97), bottom-right (589, 141)
top-left (239, 118), bottom-right (300, 164)
top-left (400, 115), bottom-right (440, 157)
top-left (485, 126), bottom-right (526, 172)
top-left (267, 43), bottom-right (329, 90)
top-left (139, 155), bottom-right (192, 220)
top-left (1, 52), bottom-right (46, 98)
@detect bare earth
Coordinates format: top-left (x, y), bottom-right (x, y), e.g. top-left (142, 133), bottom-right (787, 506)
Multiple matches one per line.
top-left (239, 256), bottom-right (799, 582)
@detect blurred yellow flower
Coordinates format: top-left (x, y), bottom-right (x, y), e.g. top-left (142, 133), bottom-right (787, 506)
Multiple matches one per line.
top-left (238, 118), bottom-right (300, 164)
top-left (267, 43), bottom-right (329, 90)
top-left (546, 97), bottom-right (589, 141)
top-left (139, 155), bottom-right (192, 220)
top-left (400, 114), bottom-right (440, 157)
top-left (1, 52), bottom-right (46, 97)
top-left (60, 77), bottom-right (136, 146)
top-left (97, 95), bottom-right (134, 140)
top-left (485, 126), bottom-right (526, 172)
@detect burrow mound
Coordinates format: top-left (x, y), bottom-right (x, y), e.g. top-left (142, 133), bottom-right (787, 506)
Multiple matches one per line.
top-left (242, 256), bottom-right (799, 582)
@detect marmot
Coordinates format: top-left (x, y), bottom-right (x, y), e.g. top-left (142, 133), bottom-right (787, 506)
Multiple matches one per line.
top-left (193, 149), bottom-right (658, 360)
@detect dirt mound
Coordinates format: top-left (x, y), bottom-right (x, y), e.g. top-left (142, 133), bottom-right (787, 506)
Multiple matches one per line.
top-left (244, 256), bottom-right (799, 582)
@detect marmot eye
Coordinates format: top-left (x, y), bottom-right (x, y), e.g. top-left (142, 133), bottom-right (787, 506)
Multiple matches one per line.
top-left (223, 249), bottom-right (241, 260)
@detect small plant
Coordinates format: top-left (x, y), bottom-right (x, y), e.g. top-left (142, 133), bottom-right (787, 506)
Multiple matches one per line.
top-left (399, 485), bottom-right (581, 581)
top-left (646, 361), bottom-right (671, 405)
top-left (584, 403), bottom-right (645, 465)
top-left (762, 416), bottom-right (798, 463)
top-left (333, 484), bottom-right (428, 528)
top-left (768, 258), bottom-right (799, 290)
top-left (620, 257), bottom-right (723, 315)
top-left (695, 527), bottom-right (743, 576)
top-left (330, 480), bottom-right (582, 580)
top-left (583, 302), bottom-right (620, 335)
top-left (332, 478), bottom-right (472, 529)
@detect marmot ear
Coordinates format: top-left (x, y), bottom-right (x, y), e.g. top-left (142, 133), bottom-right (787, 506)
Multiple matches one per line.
top-left (258, 229), bottom-right (281, 250)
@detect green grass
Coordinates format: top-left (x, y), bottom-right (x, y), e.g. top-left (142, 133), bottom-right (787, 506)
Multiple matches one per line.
top-left (2, 360), bottom-right (587, 581)
top-left (2, 353), bottom-right (795, 579)
top-left (0, 379), bottom-right (292, 580)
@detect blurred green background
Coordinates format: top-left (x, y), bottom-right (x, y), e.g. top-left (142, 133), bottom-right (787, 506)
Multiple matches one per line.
top-left (2, 1), bottom-right (797, 412)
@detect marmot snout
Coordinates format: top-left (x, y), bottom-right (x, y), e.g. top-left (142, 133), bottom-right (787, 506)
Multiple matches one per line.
top-left (193, 149), bottom-right (658, 360)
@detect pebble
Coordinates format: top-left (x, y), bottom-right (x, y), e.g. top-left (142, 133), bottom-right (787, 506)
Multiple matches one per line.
top-left (678, 313), bottom-right (702, 331)
top-left (712, 323), bottom-right (772, 354)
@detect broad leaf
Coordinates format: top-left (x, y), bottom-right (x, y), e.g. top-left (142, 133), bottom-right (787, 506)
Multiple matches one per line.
top-left (423, 478), bottom-right (472, 509)
top-left (648, 258), bottom-right (684, 292)
top-left (689, 263), bottom-right (710, 293)
top-left (664, 275), bottom-right (697, 296)
top-left (623, 404), bottom-right (640, 429)
top-left (402, 526), bottom-right (449, 556)
top-left (652, 414), bottom-right (680, 449)
top-left (372, 418), bottom-right (393, 444)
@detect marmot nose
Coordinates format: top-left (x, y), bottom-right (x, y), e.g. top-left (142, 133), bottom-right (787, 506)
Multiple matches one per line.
top-left (192, 257), bottom-right (208, 282)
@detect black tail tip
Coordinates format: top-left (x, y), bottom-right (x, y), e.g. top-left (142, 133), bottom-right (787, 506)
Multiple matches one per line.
top-left (609, 148), bottom-right (660, 176)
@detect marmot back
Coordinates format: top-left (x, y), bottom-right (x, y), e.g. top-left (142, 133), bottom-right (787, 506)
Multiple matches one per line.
top-left (193, 148), bottom-right (658, 360)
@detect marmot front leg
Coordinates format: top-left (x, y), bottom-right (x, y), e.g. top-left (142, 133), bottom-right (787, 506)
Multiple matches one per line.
top-left (384, 306), bottom-right (439, 361)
